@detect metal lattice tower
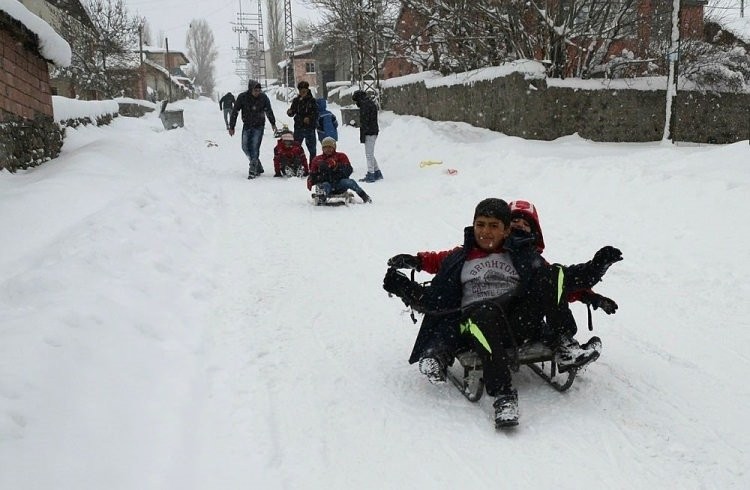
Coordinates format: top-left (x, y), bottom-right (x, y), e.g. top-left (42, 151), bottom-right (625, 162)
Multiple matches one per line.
top-left (356, 0), bottom-right (382, 97)
top-left (283, 0), bottom-right (295, 90)
top-left (232, 0), bottom-right (268, 88)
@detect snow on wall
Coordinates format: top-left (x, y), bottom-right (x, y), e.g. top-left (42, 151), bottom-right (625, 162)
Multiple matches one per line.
top-left (52, 96), bottom-right (119, 123)
top-left (0, 0), bottom-right (71, 67)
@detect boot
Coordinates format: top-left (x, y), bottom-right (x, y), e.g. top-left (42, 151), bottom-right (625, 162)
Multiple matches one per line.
top-left (418, 348), bottom-right (451, 384)
top-left (359, 172), bottom-right (376, 183)
top-left (374, 169), bottom-right (384, 180)
top-left (555, 336), bottom-right (602, 373)
top-left (493, 391), bottom-right (519, 428)
top-left (418, 356), bottom-right (447, 385)
top-left (357, 190), bottom-right (372, 203)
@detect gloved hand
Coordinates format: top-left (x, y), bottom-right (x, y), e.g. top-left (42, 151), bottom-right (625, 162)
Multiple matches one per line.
top-left (504, 229), bottom-right (536, 252)
top-left (383, 268), bottom-right (412, 297)
top-left (387, 254), bottom-right (421, 271)
top-left (583, 292), bottom-right (618, 314)
top-left (592, 246), bottom-right (623, 276)
top-left (383, 268), bottom-right (426, 312)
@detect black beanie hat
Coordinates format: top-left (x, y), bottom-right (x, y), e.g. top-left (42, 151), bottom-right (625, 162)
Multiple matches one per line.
top-left (474, 198), bottom-right (511, 225)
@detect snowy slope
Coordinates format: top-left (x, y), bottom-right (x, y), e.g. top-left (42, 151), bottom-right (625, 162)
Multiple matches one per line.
top-left (1, 96), bottom-right (748, 489)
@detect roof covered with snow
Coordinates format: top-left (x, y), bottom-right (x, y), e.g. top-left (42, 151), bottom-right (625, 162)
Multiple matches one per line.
top-left (0, 0), bottom-right (71, 67)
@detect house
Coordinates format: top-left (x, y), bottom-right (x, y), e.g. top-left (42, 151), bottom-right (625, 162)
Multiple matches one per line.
top-left (133, 46), bottom-right (195, 101)
top-left (287, 41), bottom-right (352, 98)
top-left (1, 0), bottom-right (71, 170)
top-left (384, 0), bottom-right (710, 79)
top-left (16, 0), bottom-right (99, 99)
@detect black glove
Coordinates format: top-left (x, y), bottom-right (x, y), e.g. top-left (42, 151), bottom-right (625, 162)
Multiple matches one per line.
top-left (329, 167), bottom-right (344, 182)
top-left (387, 254), bottom-right (421, 271)
top-left (383, 268), bottom-right (412, 297)
top-left (583, 292), bottom-right (618, 314)
top-left (317, 162), bottom-right (331, 182)
top-left (505, 229), bottom-right (536, 252)
top-left (383, 268), bottom-right (426, 312)
top-left (592, 246), bottom-right (623, 277)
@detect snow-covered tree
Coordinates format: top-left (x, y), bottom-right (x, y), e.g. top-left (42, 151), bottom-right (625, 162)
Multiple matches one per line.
top-left (52, 0), bottom-right (141, 98)
top-left (300, 0), bottom-right (399, 81)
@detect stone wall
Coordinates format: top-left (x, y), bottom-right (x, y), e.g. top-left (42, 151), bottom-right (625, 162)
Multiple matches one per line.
top-left (380, 73), bottom-right (750, 144)
top-left (0, 113), bottom-right (63, 172)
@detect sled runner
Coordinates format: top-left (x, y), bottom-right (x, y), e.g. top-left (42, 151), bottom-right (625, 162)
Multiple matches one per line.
top-left (446, 344), bottom-right (577, 403)
top-left (311, 185), bottom-right (354, 206)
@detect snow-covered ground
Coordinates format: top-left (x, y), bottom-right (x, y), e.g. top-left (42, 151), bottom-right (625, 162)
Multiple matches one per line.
top-left (1, 96), bottom-right (748, 489)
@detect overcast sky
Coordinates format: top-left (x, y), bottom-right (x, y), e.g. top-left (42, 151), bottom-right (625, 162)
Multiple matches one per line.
top-left (124, 0), bottom-right (319, 94)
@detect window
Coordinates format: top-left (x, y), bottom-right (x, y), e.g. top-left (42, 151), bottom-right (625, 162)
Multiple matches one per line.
top-left (305, 62), bottom-right (316, 74)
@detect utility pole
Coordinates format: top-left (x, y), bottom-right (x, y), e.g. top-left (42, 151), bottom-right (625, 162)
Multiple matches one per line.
top-left (283, 0), bottom-right (295, 99)
top-left (355, 0), bottom-right (382, 99)
top-left (138, 24), bottom-right (145, 99)
top-left (165, 37), bottom-right (172, 102)
top-left (663, 0), bottom-right (681, 143)
top-left (232, 0), bottom-right (267, 88)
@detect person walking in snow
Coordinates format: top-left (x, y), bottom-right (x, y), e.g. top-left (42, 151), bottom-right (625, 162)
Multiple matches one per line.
top-left (273, 130), bottom-right (309, 178)
top-left (286, 80), bottom-right (319, 163)
top-left (352, 90), bottom-right (382, 183)
top-left (316, 98), bottom-right (338, 143)
top-left (307, 137), bottom-right (372, 204)
top-left (219, 92), bottom-right (235, 129)
top-left (383, 198), bottom-right (622, 428)
top-left (229, 80), bottom-right (278, 179)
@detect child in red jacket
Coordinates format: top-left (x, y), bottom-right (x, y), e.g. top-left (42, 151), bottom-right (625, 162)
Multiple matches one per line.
top-left (273, 131), bottom-right (309, 177)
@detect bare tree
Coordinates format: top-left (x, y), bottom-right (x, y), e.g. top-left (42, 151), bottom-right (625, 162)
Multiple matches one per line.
top-left (140, 17), bottom-right (154, 46)
top-left (185, 19), bottom-right (219, 96)
top-left (395, 1), bottom-right (677, 78)
top-left (300, 0), bottom-right (399, 80)
top-left (266, 0), bottom-right (284, 80)
top-left (52, 0), bottom-right (141, 97)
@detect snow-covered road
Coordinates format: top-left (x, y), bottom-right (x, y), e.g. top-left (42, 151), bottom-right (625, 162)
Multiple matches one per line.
top-left (1, 96), bottom-right (748, 489)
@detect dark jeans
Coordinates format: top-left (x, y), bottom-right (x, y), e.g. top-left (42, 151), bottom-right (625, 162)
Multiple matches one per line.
top-left (241, 126), bottom-right (264, 162)
top-left (318, 178), bottom-right (365, 196)
top-left (294, 127), bottom-right (317, 161)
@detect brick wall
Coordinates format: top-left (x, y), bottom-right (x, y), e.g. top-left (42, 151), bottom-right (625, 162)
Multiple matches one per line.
top-left (0, 13), bottom-right (54, 122)
top-left (1, 12), bottom-right (62, 171)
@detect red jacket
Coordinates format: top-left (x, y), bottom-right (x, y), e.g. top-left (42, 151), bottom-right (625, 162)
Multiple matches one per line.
top-left (273, 140), bottom-right (309, 174)
top-left (307, 151), bottom-right (353, 190)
